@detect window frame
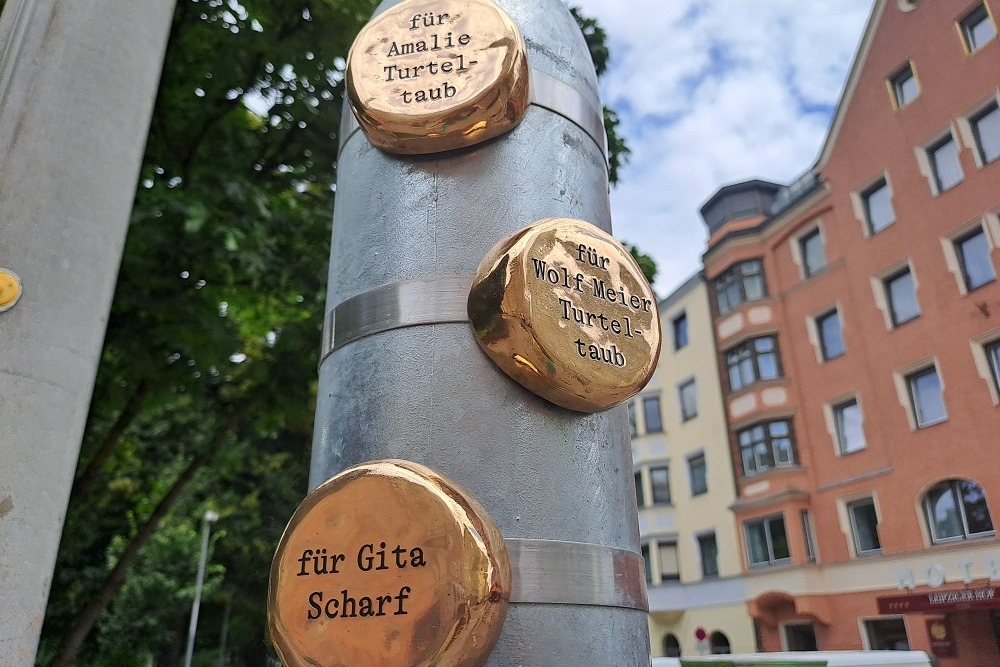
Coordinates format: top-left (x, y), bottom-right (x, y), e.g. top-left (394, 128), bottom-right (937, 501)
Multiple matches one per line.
top-left (649, 464), bottom-right (671, 506)
top-left (713, 259), bottom-right (767, 315)
top-left (888, 61), bottom-right (919, 109)
top-left (737, 419), bottom-right (797, 477)
top-left (799, 227), bottom-right (826, 278)
top-left (970, 101), bottom-right (1000, 167)
top-left (634, 470), bottom-right (645, 507)
top-left (954, 225), bottom-right (996, 291)
top-left (725, 335), bottom-right (782, 392)
top-left (816, 308), bottom-right (846, 361)
top-left (744, 513), bottom-right (791, 567)
top-left (906, 365), bottom-right (948, 428)
top-left (801, 509), bottom-right (818, 563)
top-left (688, 453), bottom-right (708, 496)
top-left (986, 339), bottom-right (1000, 396)
top-left (642, 394), bottom-right (663, 433)
top-left (697, 531), bottom-right (720, 578)
top-left (847, 497), bottom-right (883, 556)
top-left (863, 617), bottom-right (910, 651)
top-left (860, 177), bottom-right (896, 235)
top-left (923, 479), bottom-right (995, 544)
top-left (884, 266), bottom-right (920, 327)
top-left (833, 397), bottom-right (866, 455)
top-left (926, 132), bottom-right (964, 194)
top-left (672, 312), bottom-right (689, 350)
top-left (958, 3), bottom-right (997, 53)
top-left (658, 540), bottom-right (680, 581)
top-left (678, 377), bottom-right (698, 421)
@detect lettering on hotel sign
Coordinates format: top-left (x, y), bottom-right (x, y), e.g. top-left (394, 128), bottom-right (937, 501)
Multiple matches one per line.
top-left (345, 0), bottom-right (529, 154)
top-left (269, 460), bottom-right (510, 667)
top-left (468, 218), bottom-right (661, 412)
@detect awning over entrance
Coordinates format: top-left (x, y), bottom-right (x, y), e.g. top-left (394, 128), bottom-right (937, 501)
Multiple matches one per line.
top-left (877, 585), bottom-right (1000, 614)
top-left (749, 591), bottom-right (832, 626)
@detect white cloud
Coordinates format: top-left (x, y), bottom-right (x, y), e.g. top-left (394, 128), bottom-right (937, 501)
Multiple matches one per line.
top-left (568, 0), bottom-right (873, 296)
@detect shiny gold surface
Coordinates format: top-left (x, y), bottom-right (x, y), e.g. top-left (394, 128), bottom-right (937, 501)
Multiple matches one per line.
top-left (268, 460), bottom-right (510, 667)
top-left (345, 0), bottom-right (529, 154)
top-left (0, 269), bottom-right (22, 311)
top-left (468, 218), bottom-right (661, 413)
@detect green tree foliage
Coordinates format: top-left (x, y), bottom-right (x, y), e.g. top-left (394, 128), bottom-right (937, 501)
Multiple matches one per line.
top-left (571, 6), bottom-right (631, 185)
top-left (38, 3), bottom-right (634, 667)
top-left (627, 243), bottom-right (658, 285)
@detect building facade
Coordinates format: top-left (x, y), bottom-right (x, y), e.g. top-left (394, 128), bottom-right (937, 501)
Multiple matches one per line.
top-left (699, 0), bottom-right (1000, 663)
top-left (631, 273), bottom-right (756, 657)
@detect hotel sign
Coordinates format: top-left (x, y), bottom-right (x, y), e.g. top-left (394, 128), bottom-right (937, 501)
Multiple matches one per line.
top-left (877, 585), bottom-right (1000, 614)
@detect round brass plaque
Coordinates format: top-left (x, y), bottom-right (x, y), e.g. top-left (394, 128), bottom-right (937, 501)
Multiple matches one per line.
top-left (345, 0), bottom-right (529, 154)
top-left (268, 460), bottom-right (510, 667)
top-left (468, 218), bottom-right (661, 413)
top-left (0, 268), bottom-right (22, 312)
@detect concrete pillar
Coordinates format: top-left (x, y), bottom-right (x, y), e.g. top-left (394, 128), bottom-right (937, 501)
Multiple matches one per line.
top-left (0, 1), bottom-right (175, 664)
top-left (310, 0), bottom-right (650, 663)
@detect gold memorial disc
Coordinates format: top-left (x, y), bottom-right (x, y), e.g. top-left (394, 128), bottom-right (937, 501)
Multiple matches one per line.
top-left (345, 0), bottom-right (529, 154)
top-left (0, 269), bottom-right (22, 312)
top-left (468, 218), bottom-right (662, 413)
top-left (268, 460), bottom-right (510, 667)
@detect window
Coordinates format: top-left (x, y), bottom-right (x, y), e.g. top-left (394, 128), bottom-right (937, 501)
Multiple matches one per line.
top-left (738, 420), bottom-right (797, 476)
top-left (628, 400), bottom-right (637, 436)
top-left (864, 618), bottom-right (910, 650)
top-left (987, 340), bottom-right (1000, 393)
top-left (725, 335), bottom-right (780, 392)
top-left (971, 102), bottom-right (1000, 165)
top-left (862, 178), bottom-right (895, 234)
top-left (634, 471), bottom-right (645, 507)
top-left (672, 313), bottom-right (689, 350)
top-left (650, 465), bottom-right (671, 505)
top-left (713, 259), bottom-right (766, 314)
top-left (816, 309), bottom-right (845, 360)
top-left (834, 398), bottom-right (866, 454)
top-left (784, 623), bottom-right (819, 651)
top-left (698, 532), bottom-right (719, 578)
top-left (678, 378), bottom-right (697, 421)
top-left (924, 479), bottom-right (994, 543)
top-left (641, 543), bottom-right (652, 583)
top-left (659, 541), bottom-right (680, 580)
top-left (709, 631), bottom-right (731, 655)
top-left (801, 510), bottom-right (818, 563)
top-left (907, 366), bottom-right (947, 427)
top-left (956, 226), bottom-right (995, 291)
top-left (889, 62), bottom-right (919, 108)
top-left (799, 228), bottom-right (825, 277)
top-left (959, 3), bottom-right (996, 53)
top-left (688, 454), bottom-right (708, 496)
top-left (643, 395), bottom-right (663, 433)
top-left (927, 134), bottom-right (963, 193)
top-left (885, 267), bottom-right (920, 326)
top-left (848, 497), bottom-right (882, 555)
top-left (744, 514), bottom-right (790, 566)
top-left (663, 634), bottom-right (682, 658)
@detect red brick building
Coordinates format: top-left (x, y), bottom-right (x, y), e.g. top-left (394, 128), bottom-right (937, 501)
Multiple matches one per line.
top-left (700, 0), bottom-right (1000, 662)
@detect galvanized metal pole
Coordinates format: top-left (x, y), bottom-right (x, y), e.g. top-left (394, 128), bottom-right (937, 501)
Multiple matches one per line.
top-left (310, 0), bottom-right (650, 664)
top-left (0, 1), bottom-right (175, 665)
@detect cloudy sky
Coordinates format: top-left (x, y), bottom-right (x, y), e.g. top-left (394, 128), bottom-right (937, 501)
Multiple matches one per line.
top-left (568, 0), bottom-right (875, 297)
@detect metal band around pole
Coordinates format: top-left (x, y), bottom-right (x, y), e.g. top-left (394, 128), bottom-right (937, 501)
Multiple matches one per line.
top-left (321, 275), bottom-right (472, 363)
top-left (338, 69), bottom-right (607, 157)
top-left (505, 539), bottom-right (648, 611)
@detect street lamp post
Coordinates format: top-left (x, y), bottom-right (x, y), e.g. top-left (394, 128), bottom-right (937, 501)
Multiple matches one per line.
top-left (184, 510), bottom-right (219, 667)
